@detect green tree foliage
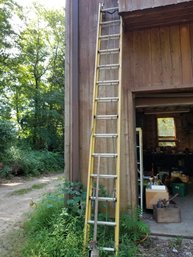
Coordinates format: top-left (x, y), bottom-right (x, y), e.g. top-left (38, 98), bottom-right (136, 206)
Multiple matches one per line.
top-left (0, 0), bottom-right (15, 60)
top-left (0, 0), bottom-right (21, 118)
top-left (17, 5), bottom-right (64, 151)
top-left (0, 2), bottom-right (64, 153)
top-left (0, 2), bottom-right (64, 176)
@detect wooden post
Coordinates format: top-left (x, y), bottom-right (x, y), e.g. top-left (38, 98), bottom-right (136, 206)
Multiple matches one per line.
top-left (64, 0), bottom-right (71, 181)
top-left (65, 0), bottom-right (80, 182)
top-left (127, 92), bottom-right (138, 210)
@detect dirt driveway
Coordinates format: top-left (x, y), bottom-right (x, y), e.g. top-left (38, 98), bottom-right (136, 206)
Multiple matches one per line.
top-left (0, 173), bottom-right (64, 256)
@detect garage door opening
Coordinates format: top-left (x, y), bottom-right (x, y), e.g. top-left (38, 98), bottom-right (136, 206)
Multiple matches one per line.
top-left (135, 91), bottom-right (193, 238)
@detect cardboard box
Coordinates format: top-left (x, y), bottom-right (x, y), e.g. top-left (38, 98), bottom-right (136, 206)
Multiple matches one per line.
top-left (146, 189), bottom-right (169, 209)
top-left (153, 205), bottom-right (181, 223)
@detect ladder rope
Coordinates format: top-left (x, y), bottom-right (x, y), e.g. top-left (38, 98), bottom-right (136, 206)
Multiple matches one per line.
top-left (93, 156), bottom-right (101, 242)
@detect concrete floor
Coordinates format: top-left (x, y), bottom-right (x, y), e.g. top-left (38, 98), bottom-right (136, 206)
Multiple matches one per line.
top-left (143, 181), bottom-right (193, 238)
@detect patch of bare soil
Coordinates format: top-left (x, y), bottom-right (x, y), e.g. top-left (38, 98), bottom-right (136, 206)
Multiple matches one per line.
top-left (140, 236), bottom-right (193, 257)
top-left (0, 173), bottom-right (64, 257)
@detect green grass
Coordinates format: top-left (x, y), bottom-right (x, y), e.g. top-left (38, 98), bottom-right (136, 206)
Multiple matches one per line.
top-left (10, 183), bottom-right (47, 196)
top-left (169, 236), bottom-right (183, 249)
top-left (31, 183), bottom-right (47, 190)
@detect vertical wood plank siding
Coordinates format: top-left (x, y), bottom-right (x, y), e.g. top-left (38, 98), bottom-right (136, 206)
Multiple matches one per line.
top-left (71, 0), bottom-right (80, 181)
top-left (78, 0), bottom-right (132, 210)
top-left (180, 24), bottom-right (193, 84)
top-left (67, 0), bottom-right (193, 210)
top-left (65, 1), bottom-right (80, 181)
top-left (119, 0), bottom-right (192, 12)
top-left (124, 23), bottom-right (193, 91)
top-left (170, 26), bottom-right (182, 86)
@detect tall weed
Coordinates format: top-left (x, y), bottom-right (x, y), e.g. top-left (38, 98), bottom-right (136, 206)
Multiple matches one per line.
top-left (21, 182), bottom-right (85, 257)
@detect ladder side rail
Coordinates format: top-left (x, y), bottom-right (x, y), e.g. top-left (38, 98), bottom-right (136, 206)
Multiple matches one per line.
top-left (136, 128), bottom-right (144, 215)
top-left (139, 128), bottom-right (144, 215)
top-left (84, 3), bottom-right (103, 246)
top-left (115, 16), bottom-right (123, 253)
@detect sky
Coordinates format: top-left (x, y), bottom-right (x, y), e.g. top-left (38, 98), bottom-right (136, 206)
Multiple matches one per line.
top-left (16, 0), bottom-right (66, 9)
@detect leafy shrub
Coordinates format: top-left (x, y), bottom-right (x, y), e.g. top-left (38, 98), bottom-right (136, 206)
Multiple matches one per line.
top-left (120, 210), bottom-right (150, 242)
top-left (117, 238), bottom-right (140, 257)
top-left (0, 165), bottom-right (12, 178)
top-left (0, 120), bottom-right (16, 158)
top-left (3, 146), bottom-right (64, 176)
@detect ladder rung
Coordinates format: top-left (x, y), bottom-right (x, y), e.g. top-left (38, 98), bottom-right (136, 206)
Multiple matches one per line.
top-left (99, 34), bottom-right (120, 40)
top-left (98, 48), bottom-right (120, 54)
top-left (101, 7), bottom-right (119, 12)
top-left (100, 20), bottom-right (120, 25)
top-left (94, 133), bottom-right (118, 138)
top-left (95, 115), bottom-right (118, 120)
top-left (98, 64), bottom-right (119, 69)
top-left (97, 80), bottom-right (119, 86)
top-left (100, 247), bottom-right (115, 252)
top-left (95, 97), bottom-right (119, 102)
top-left (91, 174), bottom-right (117, 179)
top-left (92, 153), bottom-right (117, 158)
top-left (88, 220), bottom-right (116, 226)
top-left (90, 196), bottom-right (116, 202)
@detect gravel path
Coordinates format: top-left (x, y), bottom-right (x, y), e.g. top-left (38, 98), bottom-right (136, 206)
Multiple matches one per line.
top-left (0, 173), bottom-right (64, 256)
top-left (141, 236), bottom-right (193, 257)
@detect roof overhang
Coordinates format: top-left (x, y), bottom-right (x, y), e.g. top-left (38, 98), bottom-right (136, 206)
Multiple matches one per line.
top-left (120, 2), bottom-right (193, 31)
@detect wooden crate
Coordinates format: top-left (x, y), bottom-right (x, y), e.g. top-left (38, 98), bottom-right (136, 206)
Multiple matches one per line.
top-left (153, 205), bottom-right (181, 223)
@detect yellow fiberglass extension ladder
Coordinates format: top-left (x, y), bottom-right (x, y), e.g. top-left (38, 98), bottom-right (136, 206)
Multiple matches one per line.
top-left (84, 3), bottom-right (122, 256)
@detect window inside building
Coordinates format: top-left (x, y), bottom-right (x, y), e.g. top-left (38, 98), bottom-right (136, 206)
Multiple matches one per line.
top-left (157, 117), bottom-right (176, 146)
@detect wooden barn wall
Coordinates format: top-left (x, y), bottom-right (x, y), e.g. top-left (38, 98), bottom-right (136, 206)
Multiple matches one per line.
top-left (78, 0), bottom-right (98, 187)
top-left (68, 0), bottom-right (193, 211)
top-left (119, 0), bottom-right (192, 12)
top-left (123, 22), bottom-right (193, 92)
top-left (78, 0), bottom-right (134, 210)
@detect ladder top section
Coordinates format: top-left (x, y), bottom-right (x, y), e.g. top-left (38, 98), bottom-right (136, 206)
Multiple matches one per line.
top-left (100, 20), bottom-right (120, 26)
top-left (101, 7), bottom-right (119, 12)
